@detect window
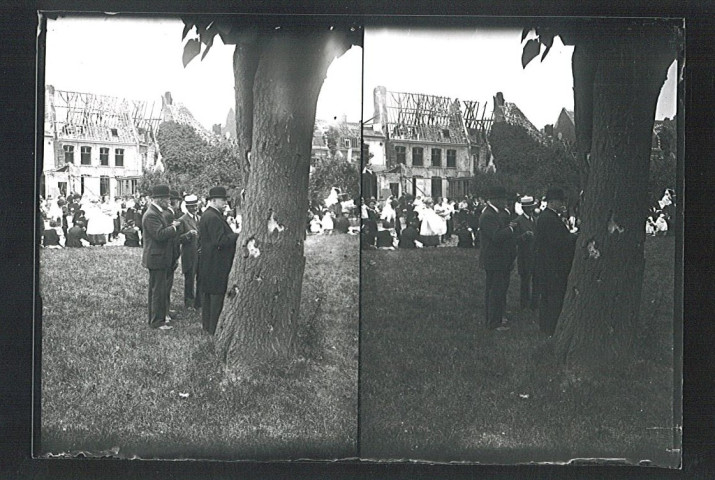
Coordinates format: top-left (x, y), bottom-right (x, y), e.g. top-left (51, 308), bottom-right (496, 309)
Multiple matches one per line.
top-left (100, 176), bottom-right (110, 197)
top-left (111, 128), bottom-right (119, 137)
top-left (431, 148), bottom-right (442, 167)
top-left (81, 146), bottom-right (91, 165)
top-left (344, 138), bottom-right (351, 149)
top-left (442, 129), bottom-right (451, 139)
top-left (118, 178), bottom-right (139, 196)
top-left (431, 176), bottom-right (443, 198)
top-left (115, 148), bottom-right (124, 167)
top-left (395, 146), bottom-right (406, 164)
top-left (447, 149), bottom-right (457, 168)
top-left (63, 145), bottom-right (74, 163)
top-left (412, 147), bottom-right (423, 166)
top-left (100, 147), bottom-right (109, 166)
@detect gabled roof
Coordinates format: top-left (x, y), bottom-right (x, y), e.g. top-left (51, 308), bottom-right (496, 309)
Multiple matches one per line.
top-left (493, 92), bottom-right (542, 140)
top-left (160, 92), bottom-right (217, 144)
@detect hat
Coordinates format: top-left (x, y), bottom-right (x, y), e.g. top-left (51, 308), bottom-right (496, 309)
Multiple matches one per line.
top-left (545, 188), bottom-right (566, 202)
top-left (184, 194), bottom-right (198, 206)
top-left (487, 185), bottom-right (507, 200)
top-left (207, 186), bottom-right (228, 200)
top-left (170, 189), bottom-right (182, 201)
top-left (151, 184), bottom-right (171, 198)
top-left (519, 195), bottom-right (538, 207)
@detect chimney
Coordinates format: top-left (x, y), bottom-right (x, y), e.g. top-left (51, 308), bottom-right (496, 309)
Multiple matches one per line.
top-left (373, 86), bottom-right (387, 134)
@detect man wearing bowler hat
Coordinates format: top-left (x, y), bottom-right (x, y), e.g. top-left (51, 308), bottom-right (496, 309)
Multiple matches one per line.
top-left (163, 189), bottom-right (184, 321)
top-left (478, 185), bottom-right (519, 331)
top-left (198, 186), bottom-right (239, 334)
top-left (514, 195), bottom-right (539, 310)
top-left (534, 187), bottom-right (577, 336)
top-left (142, 184), bottom-right (181, 330)
top-left (178, 194), bottom-right (200, 309)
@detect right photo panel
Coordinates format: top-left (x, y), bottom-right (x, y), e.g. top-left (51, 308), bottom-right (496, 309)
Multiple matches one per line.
top-left (359, 19), bottom-right (681, 466)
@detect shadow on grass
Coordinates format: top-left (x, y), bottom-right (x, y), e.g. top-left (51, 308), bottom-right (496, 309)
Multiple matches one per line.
top-left (359, 237), bottom-right (677, 466)
top-left (40, 234), bottom-right (358, 460)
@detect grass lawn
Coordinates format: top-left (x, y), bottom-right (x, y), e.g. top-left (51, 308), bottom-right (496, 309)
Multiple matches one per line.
top-left (359, 236), bottom-right (678, 465)
top-left (40, 233), bottom-right (358, 460)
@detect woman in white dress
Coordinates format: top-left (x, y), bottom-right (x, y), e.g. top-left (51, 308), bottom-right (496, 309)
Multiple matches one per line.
top-left (419, 198), bottom-right (447, 247)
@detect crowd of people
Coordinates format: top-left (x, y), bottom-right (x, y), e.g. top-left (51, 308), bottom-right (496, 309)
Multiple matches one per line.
top-left (40, 184), bottom-right (360, 335)
top-left (306, 187), bottom-right (360, 235)
top-left (39, 191), bottom-right (244, 249)
top-left (361, 185), bottom-right (675, 335)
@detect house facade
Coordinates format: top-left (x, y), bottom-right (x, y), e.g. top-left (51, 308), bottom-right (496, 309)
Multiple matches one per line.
top-left (42, 85), bottom-right (161, 200)
top-left (365, 86), bottom-right (492, 200)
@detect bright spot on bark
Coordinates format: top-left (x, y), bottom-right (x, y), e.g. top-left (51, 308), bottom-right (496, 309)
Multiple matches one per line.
top-left (247, 239), bottom-right (261, 258)
top-left (608, 214), bottom-right (625, 234)
top-left (268, 211), bottom-right (285, 233)
top-left (587, 240), bottom-right (601, 259)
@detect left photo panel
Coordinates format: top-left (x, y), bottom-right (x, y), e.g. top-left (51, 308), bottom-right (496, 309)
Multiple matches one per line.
top-left (37, 13), bottom-right (362, 460)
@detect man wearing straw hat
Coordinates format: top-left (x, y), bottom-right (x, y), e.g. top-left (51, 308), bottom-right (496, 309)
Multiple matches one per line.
top-left (178, 194), bottom-right (200, 309)
top-left (142, 184), bottom-right (181, 330)
top-left (514, 195), bottom-right (539, 311)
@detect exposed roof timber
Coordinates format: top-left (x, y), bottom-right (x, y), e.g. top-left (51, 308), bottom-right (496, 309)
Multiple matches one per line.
top-left (48, 88), bottom-right (161, 144)
top-left (384, 90), bottom-right (492, 145)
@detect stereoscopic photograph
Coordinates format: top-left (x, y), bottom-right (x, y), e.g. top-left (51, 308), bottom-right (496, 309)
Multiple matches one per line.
top-left (359, 21), bottom-right (681, 465)
top-left (37, 11), bottom-right (682, 467)
top-left (38, 13), bottom-right (361, 459)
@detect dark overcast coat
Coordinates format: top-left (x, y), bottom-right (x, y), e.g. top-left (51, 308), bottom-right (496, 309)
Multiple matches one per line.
top-left (198, 206), bottom-right (239, 295)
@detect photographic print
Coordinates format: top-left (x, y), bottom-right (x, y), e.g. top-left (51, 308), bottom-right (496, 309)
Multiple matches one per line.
top-left (359, 19), bottom-right (681, 465)
top-left (38, 13), bottom-right (362, 460)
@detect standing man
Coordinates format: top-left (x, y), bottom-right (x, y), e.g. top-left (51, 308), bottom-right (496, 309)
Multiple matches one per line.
top-left (142, 184), bottom-right (181, 330)
top-left (178, 194), bottom-right (200, 310)
top-left (198, 186), bottom-right (239, 335)
top-left (479, 185), bottom-right (519, 331)
top-left (163, 190), bottom-right (184, 320)
top-left (534, 187), bottom-right (577, 336)
top-left (514, 195), bottom-right (538, 310)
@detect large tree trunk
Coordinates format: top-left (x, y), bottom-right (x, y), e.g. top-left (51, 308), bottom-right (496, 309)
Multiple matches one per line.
top-left (215, 29), bottom-right (350, 372)
top-left (555, 32), bottom-right (674, 366)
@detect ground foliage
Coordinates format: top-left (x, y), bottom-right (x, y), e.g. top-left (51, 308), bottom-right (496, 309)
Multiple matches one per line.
top-left (40, 234), bottom-right (358, 459)
top-left (360, 236), bottom-right (677, 465)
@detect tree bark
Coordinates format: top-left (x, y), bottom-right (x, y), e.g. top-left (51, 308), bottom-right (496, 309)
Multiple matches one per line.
top-left (555, 32), bottom-right (674, 366)
top-left (215, 29), bottom-right (350, 372)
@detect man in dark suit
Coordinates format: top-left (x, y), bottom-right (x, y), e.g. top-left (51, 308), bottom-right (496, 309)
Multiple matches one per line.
top-left (162, 190), bottom-right (184, 320)
top-left (514, 195), bottom-right (538, 310)
top-left (479, 185), bottom-right (519, 331)
top-left (198, 186), bottom-right (239, 335)
top-left (534, 187), bottom-right (577, 336)
top-left (178, 194), bottom-right (200, 309)
top-left (142, 184), bottom-right (181, 330)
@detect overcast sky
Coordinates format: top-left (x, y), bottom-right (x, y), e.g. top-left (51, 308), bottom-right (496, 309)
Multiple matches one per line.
top-left (45, 16), bottom-right (363, 129)
top-left (45, 17), bottom-right (676, 132)
top-left (363, 27), bottom-right (677, 129)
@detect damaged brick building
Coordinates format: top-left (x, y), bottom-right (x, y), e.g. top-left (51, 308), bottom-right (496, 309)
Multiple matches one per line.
top-left (42, 85), bottom-right (162, 199)
top-left (363, 86), bottom-right (493, 200)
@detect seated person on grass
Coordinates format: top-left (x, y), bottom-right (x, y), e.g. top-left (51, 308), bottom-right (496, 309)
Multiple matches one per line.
top-left (42, 220), bottom-right (63, 248)
top-left (334, 211), bottom-right (351, 234)
top-left (121, 219), bottom-right (142, 247)
top-left (376, 223), bottom-right (396, 250)
top-left (65, 220), bottom-right (89, 248)
top-left (455, 220), bottom-right (474, 248)
top-left (398, 219), bottom-right (423, 249)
